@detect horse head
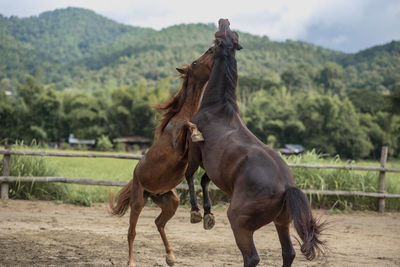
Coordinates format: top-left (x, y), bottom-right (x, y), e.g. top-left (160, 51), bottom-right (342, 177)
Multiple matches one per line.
top-left (214, 19), bottom-right (243, 56)
top-left (176, 46), bottom-right (214, 86)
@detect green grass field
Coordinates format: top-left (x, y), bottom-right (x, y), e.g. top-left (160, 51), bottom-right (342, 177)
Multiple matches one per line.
top-left (46, 154), bottom-right (139, 204)
top-left (0, 147), bottom-right (140, 205)
top-left (1, 147), bottom-right (399, 210)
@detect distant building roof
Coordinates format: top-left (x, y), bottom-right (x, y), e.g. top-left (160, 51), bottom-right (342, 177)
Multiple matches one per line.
top-left (68, 134), bottom-right (96, 145)
top-left (278, 144), bottom-right (305, 155)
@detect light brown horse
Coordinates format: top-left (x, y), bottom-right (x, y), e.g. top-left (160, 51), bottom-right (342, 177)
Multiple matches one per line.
top-left (109, 47), bottom-right (214, 267)
top-left (185, 19), bottom-right (325, 267)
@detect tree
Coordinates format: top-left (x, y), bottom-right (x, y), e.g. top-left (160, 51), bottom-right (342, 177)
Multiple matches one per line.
top-left (388, 88), bottom-right (400, 114)
top-left (281, 63), bottom-right (316, 94)
top-left (15, 76), bottom-right (61, 142)
top-left (347, 88), bottom-right (386, 114)
top-left (297, 93), bottom-right (373, 158)
top-left (243, 87), bottom-right (304, 147)
top-left (61, 92), bottom-right (107, 139)
top-left (107, 85), bottom-right (157, 139)
top-left (316, 62), bottom-right (345, 95)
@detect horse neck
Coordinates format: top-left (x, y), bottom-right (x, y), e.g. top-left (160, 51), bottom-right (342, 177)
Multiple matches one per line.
top-left (174, 80), bottom-right (205, 120)
top-left (199, 55), bottom-right (238, 114)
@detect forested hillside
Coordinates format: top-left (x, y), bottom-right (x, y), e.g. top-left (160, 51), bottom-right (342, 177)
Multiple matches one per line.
top-left (0, 7), bottom-right (399, 159)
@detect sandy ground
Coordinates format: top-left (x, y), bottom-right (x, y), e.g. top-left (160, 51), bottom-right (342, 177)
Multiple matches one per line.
top-left (0, 200), bottom-right (399, 267)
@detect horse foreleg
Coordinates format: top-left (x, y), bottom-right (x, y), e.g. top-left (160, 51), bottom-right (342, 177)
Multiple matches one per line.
top-left (186, 121), bottom-right (204, 142)
top-left (185, 159), bottom-right (202, 224)
top-left (201, 173), bottom-right (215, 230)
top-left (127, 180), bottom-right (145, 267)
top-left (186, 171), bottom-right (202, 223)
top-left (151, 189), bottom-right (180, 266)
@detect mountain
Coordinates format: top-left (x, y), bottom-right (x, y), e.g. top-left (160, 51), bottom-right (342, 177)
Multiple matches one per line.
top-left (339, 41), bottom-right (400, 92)
top-left (0, 7), bottom-right (399, 93)
top-left (0, 7), bottom-right (153, 61)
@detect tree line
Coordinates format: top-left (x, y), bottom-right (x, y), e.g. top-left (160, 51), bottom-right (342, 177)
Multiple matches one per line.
top-left (1, 60), bottom-right (399, 159)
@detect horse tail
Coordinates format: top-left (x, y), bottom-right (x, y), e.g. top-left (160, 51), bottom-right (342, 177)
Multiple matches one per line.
top-left (285, 186), bottom-right (326, 260)
top-left (109, 179), bottom-right (133, 217)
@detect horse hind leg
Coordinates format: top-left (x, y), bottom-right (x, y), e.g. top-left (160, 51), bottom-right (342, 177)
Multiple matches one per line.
top-left (150, 189), bottom-right (180, 266)
top-left (127, 179), bottom-right (146, 267)
top-left (227, 206), bottom-right (260, 267)
top-left (274, 205), bottom-right (296, 267)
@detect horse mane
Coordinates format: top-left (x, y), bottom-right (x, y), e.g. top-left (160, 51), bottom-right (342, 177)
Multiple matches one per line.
top-left (200, 36), bottom-right (239, 118)
top-left (154, 69), bottom-right (189, 138)
top-left (220, 54), bottom-right (239, 117)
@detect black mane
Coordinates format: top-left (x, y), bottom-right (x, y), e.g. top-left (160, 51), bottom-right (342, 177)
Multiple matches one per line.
top-left (199, 45), bottom-right (239, 117)
top-left (220, 52), bottom-right (239, 116)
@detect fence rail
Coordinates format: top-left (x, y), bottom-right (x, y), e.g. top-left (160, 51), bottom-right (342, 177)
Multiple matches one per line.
top-left (1, 149), bottom-right (399, 172)
top-left (0, 149), bottom-right (142, 160)
top-left (1, 176), bottom-right (400, 199)
top-left (1, 146), bottom-right (400, 212)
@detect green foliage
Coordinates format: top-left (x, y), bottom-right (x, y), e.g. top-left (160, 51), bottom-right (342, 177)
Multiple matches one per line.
top-left (61, 89), bottom-right (109, 138)
top-left (296, 93), bottom-right (373, 158)
top-left (0, 142), bottom-right (68, 200)
top-left (286, 151), bottom-right (393, 211)
top-left (316, 62), bottom-right (345, 95)
top-left (107, 84), bottom-right (158, 139)
top-left (281, 63), bottom-right (316, 94)
top-left (96, 135), bottom-right (112, 151)
top-left (244, 87), bottom-right (304, 146)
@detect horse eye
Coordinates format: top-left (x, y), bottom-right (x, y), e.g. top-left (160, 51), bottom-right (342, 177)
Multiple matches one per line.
top-left (193, 61), bottom-right (197, 65)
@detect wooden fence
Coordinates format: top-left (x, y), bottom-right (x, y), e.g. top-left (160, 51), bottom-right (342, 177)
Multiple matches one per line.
top-left (1, 146), bottom-right (400, 212)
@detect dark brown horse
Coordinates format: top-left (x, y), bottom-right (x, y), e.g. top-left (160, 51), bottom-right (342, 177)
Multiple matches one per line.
top-left (185, 19), bottom-right (325, 267)
top-left (109, 46), bottom-right (214, 267)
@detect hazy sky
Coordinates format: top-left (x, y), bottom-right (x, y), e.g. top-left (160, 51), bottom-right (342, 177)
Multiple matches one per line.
top-left (1, 0), bottom-right (399, 53)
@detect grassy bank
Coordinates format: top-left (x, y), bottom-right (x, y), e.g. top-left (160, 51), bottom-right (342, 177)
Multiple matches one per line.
top-left (286, 151), bottom-right (400, 211)
top-left (0, 145), bottom-right (138, 206)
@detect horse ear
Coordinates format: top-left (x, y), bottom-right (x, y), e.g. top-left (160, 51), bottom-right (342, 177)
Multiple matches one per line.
top-left (235, 43), bottom-right (243, 50)
top-left (176, 68), bottom-right (187, 74)
top-left (234, 32), bottom-right (243, 50)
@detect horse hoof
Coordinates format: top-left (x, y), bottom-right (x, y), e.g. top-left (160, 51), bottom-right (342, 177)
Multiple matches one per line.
top-left (191, 133), bottom-right (204, 142)
top-left (127, 261), bottom-right (135, 267)
top-left (203, 213), bottom-right (215, 230)
top-left (190, 210), bottom-right (202, 224)
top-left (166, 253), bottom-right (175, 266)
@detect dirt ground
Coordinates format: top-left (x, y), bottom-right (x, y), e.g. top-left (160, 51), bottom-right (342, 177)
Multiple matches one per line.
top-left (0, 200), bottom-right (399, 267)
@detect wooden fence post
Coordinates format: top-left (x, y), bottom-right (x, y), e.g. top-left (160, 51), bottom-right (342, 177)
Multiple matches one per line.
top-left (1, 144), bottom-right (11, 201)
top-left (378, 146), bottom-right (388, 213)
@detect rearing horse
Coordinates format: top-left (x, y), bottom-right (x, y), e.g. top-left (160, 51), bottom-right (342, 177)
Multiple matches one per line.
top-left (185, 19), bottom-right (325, 267)
top-left (110, 46), bottom-right (214, 267)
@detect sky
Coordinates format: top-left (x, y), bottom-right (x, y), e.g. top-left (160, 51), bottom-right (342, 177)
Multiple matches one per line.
top-left (1, 0), bottom-right (399, 53)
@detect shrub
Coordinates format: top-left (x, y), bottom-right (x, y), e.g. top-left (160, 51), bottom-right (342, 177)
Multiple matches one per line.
top-left (1, 142), bottom-right (69, 201)
top-left (286, 150), bottom-right (381, 210)
top-left (96, 135), bottom-right (113, 151)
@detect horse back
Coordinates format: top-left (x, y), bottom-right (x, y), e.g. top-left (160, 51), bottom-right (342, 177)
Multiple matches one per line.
top-left (196, 115), bottom-right (294, 197)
